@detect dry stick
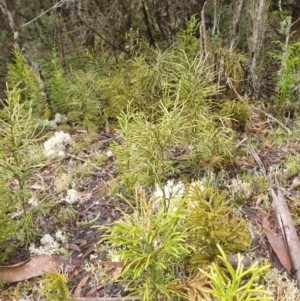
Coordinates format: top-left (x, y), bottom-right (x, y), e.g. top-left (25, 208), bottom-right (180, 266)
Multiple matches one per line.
top-left (246, 143), bottom-right (266, 176)
top-left (247, 144), bottom-right (300, 287)
top-left (263, 112), bottom-right (291, 135)
top-left (200, 2), bottom-right (210, 67)
top-left (225, 74), bottom-right (244, 102)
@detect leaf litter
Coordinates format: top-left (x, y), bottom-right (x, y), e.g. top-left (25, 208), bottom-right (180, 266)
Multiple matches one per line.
top-left (2, 123), bottom-right (300, 298)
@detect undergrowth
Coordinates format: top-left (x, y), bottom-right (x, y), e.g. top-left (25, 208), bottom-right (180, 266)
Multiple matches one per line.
top-left (0, 86), bottom-right (51, 260)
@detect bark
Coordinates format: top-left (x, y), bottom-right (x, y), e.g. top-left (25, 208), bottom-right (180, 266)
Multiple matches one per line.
top-left (200, 2), bottom-right (209, 65)
top-left (140, 0), bottom-right (156, 48)
top-left (247, 0), bottom-right (270, 99)
top-left (212, 0), bottom-right (222, 35)
top-left (55, 0), bottom-right (66, 68)
top-left (228, 0), bottom-right (245, 52)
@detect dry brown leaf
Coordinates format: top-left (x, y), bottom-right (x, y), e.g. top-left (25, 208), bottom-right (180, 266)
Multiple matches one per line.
top-left (291, 177), bottom-right (300, 190)
top-left (263, 227), bottom-right (292, 273)
top-left (30, 183), bottom-right (45, 190)
top-left (67, 243), bottom-right (82, 253)
top-left (255, 193), bottom-right (266, 207)
top-left (0, 255), bottom-right (75, 282)
top-left (73, 274), bottom-right (90, 298)
top-left (264, 140), bottom-right (273, 148)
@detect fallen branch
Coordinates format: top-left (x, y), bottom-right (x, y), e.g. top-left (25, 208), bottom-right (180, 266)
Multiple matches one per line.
top-left (264, 112), bottom-right (291, 134)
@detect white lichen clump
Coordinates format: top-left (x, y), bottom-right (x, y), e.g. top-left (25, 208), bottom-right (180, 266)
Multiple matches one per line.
top-left (44, 131), bottom-right (73, 159)
top-left (29, 234), bottom-right (60, 255)
top-left (228, 178), bottom-right (252, 199)
top-left (64, 188), bottom-right (80, 204)
top-left (152, 179), bottom-right (185, 212)
top-left (106, 150), bottom-right (113, 158)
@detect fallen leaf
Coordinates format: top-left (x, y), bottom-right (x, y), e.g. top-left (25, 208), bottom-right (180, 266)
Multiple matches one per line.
top-left (291, 177), bottom-right (300, 190)
top-left (72, 238), bottom-right (87, 246)
top-left (67, 243), bottom-right (81, 253)
top-left (264, 140), bottom-right (272, 148)
top-left (73, 274), bottom-right (90, 298)
top-left (255, 193), bottom-right (266, 207)
top-left (0, 256), bottom-right (75, 282)
top-left (30, 183), bottom-right (45, 190)
top-left (263, 227), bottom-right (292, 273)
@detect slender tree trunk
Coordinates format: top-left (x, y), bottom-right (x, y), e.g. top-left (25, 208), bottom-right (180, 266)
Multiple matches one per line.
top-left (247, 0), bottom-right (270, 99)
top-left (212, 0), bottom-right (222, 35)
top-left (0, 0), bottom-right (49, 105)
top-left (140, 0), bottom-right (156, 48)
top-left (55, 0), bottom-right (66, 68)
top-left (228, 0), bottom-right (245, 52)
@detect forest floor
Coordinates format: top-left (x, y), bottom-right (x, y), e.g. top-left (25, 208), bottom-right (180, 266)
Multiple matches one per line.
top-left (2, 110), bottom-right (300, 300)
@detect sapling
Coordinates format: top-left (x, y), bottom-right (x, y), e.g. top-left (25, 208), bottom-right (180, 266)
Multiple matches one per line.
top-left (0, 86), bottom-right (49, 256)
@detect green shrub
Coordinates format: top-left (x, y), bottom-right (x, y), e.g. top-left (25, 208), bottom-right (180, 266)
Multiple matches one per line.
top-left (186, 184), bottom-right (250, 266)
top-left (0, 86), bottom-right (50, 259)
top-left (7, 49), bottom-right (44, 115)
top-left (200, 245), bottom-right (272, 301)
top-left (100, 189), bottom-right (190, 301)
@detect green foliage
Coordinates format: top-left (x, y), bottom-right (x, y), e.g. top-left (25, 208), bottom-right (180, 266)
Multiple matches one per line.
top-left (285, 155), bottom-right (300, 175)
top-left (186, 184), bottom-right (250, 266)
top-left (269, 17), bottom-right (300, 113)
top-left (112, 98), bottom-right (188, 192)
top-left (0, 86), bottom-right (49, 258)
top-left (99, 46), bottom-right (171, 117)
top-left (200, 245), bottom-right (272, 301)
top-left (48, 48), bottom-right (67, 115)
top-left (214, 49), bottom-right (249, 93)
top-left (219, 99), bottom-right (251, 131)
top-left (110, 48), bottom-right (235, 194)
top-left (64, 70), bottom-right (107, 130)
top-left (176, 14), bottom-right (201, 55)
top-left (186, 114), bottom-right (235, 173)
top-left (39, 271), bottom-right (75, 301)
top-left (7, 49), bottom-right (43, 115)
top-left (100, 189), bottom-right (190, 301)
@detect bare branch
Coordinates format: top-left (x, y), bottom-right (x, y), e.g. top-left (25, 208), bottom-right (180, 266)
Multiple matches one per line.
top-left (0, 0), bottom-right (49, 105)
top-left (21, 0), bottom-right (65, 28)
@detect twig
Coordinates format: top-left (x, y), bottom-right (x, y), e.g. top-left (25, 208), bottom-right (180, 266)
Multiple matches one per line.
top-left (66, 154), bottom-right (104, 171)
top-left (246, 143), bottom-right (266, 176)
top-left (225, 74), bottom-right (244, 102)
top-left (263, 112), bottom-right (291, 134)
top-left (21, 0), bottom-right (65, 27)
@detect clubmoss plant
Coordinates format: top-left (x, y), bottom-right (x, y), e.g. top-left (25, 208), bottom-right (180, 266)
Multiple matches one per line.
top-left (100, 187), bottom-right (191, 301)
top-left (39, 271), bottom-right (75, 301)
top-left (48, 47), bottom-right (67, 116)
top-left (64, 69), bottom-right (107, 130)
top-left (218, 99), bottom-right (251, 131)
top-left (7, 49), bottom-right (44, 116)
top-left (0, 86), bottom-right (49, 258)
top-left (269, 16), bottom-right (300, 114)
top-left (200, 245), bottom-right (272, 301)
top-left (112, 97), bottom-right (188, 193)
top-left (186, 183), bottom-right (250, 266)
